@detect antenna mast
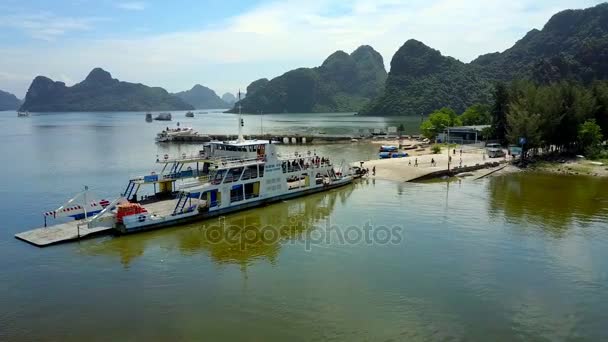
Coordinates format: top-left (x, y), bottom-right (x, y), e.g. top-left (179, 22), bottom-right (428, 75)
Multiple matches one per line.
top-left (237, 90), bottom-right (244, 143)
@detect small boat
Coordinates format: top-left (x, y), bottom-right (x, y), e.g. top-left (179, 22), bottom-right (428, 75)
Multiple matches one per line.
top-left (185, 111), bottom-right (194, 118)
top-left (379, 151), bottom-right (408, 159)
top-left (155, 126), bottom-right (198, 142)
top-left (154, 113), bottom-right (172, 121)
top-left (145, 113), bottom-right (153, 122)
top-left (379, 145), bottom-right (398, 152)
top-left (17, 111), bottom-right (30, 117)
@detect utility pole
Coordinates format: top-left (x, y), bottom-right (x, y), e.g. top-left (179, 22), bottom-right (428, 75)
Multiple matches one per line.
top-left (447, 127), bottom-right (451, 172)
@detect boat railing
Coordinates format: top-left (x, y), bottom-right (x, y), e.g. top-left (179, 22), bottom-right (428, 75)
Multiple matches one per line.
top-left (157, 153), bottom-right (265, 167)
top-left (208, 156), bottom-right (266, 168)
top-left (157, 151), bottom-right (209, 163)
top-left (177, 175), bottom-right (210, 189)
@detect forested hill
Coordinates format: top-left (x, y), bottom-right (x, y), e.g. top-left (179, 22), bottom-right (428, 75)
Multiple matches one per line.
top-left (472, 3), bottom-right (608, 84)
top-left (361, 3), bottom-right (608, 116)
top-left (228, 45), bottom-right (387, 113)
top-left (20, 68), bottom-right (193, 112)
top-left (0, 90), bottom-right (21, 111)
top-left (174, 84), bottom-right (229, 109)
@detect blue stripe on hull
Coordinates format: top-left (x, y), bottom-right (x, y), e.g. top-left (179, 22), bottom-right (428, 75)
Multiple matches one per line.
top-left (119, 180), bottom-right (352, 234)
top-left (70, 210), bottom-right (103, 220)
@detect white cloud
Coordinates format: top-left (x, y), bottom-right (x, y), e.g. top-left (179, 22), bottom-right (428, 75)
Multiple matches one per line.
top-left (0, 12), bottom-right (104, 41)
top-left (0, 0), bottom-right (604, 97)
top-left (116, 2), bottom-right (147, 11)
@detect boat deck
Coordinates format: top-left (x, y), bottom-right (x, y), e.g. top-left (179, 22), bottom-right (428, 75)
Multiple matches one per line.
top-left (142, 199), bottom-right (177, 216)
top-left (15, 221), bottom-right (114, 247)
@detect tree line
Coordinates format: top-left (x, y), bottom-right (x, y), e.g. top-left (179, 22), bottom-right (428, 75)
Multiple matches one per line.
top-left (420, 80), bottom-right (608, 159)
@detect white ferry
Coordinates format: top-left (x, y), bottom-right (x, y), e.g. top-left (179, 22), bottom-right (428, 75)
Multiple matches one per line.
top-left (34, 114), bottom-right (353, 239)
top-left (112, 136), bottom-right (352, 234)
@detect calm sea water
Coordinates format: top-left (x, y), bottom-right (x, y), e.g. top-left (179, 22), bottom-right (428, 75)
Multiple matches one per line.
top-left (1, 111), bottom-right (608, 341)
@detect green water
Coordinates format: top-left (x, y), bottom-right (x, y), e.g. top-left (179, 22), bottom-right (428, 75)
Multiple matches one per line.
top-left (1, 112), bottom-right (608, 341)
top-left (3, 175), bottom-right (608, 341)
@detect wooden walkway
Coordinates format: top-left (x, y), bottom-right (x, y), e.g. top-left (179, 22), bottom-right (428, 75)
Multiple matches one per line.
top-left (15, 221), bottom-right (114, 247)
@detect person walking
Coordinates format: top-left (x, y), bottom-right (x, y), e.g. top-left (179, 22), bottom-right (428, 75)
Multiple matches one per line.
top-left (372, 166), bottom-right (376, 176)
top-left (408, 159), bottom-right (412, 166)
top-left (414, 158), bottom-right (418, 167)
top-left (431, 158), bottom-right (435, 167)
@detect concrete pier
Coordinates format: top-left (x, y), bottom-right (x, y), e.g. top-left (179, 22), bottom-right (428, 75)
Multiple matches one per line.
top-left (165, 133), bottom-right (356, 144)
top-left (15, 221), bottom-right (114, 247)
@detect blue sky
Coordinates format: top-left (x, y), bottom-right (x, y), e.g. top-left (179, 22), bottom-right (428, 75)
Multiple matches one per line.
top-left (0, 0), bottom-right (605, 98)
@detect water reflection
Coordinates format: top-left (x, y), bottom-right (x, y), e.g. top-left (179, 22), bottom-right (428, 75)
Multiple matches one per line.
top-left (487, 172), bottom-right (608, 234)
top-left (81, 185), bottom-right (355, 266)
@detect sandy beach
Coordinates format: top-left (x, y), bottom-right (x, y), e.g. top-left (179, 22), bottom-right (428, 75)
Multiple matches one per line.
top-left (355, 146), bottom-right (510, 182)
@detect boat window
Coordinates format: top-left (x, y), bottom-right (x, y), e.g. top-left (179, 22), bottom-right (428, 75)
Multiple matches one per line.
top-left (224, 167), bottom-right (243, 183)
top-left (230, 184), bottom-right (244, 203)
top-left (244, 182), bottom-right (260, 199)
top-left (241, 165), bottom-right (258, 180)
top-left (259, 164), bottom-right (265, 177)
top-left (211, 169), bottom-right (226, 184)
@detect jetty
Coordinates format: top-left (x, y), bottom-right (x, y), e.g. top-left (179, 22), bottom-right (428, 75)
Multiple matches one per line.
top-left (15, 221), bottom-right (113, 247)
top-left (160, 133), bottom-right (357, 144)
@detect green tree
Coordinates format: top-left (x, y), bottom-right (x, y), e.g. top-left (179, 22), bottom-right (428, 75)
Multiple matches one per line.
top-left (491, 83), bottom-right (509, 145)
top-left (420, 107), bottom-right (462, 140)
top-left (592, 81), bottom-right (608, 137)
top-left (578, 119), bottom-right (604, 158)
top-left (507, 98), bottom-right (544, 159)
top-left (460, 104), bottom-right (491, 125)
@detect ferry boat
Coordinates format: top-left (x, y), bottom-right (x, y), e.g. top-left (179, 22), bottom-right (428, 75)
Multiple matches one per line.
top-left (185, 111), bottom-right (194, 117)
top-left (112, 137), bottom-right (352, 234)
top-left (145, 113), bottom-right (153, 122)
top-left (17, 111), bottom-right (30, 117)
top-left (30, 97), bottom-right (354, 241)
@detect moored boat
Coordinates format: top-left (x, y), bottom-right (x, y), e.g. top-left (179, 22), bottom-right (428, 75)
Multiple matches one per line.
top-left (154, 113), bottom-right (172, 121)
top-left (155, 126), bottom-right (198, 142)
top-left (20, 92), bottom-right (355, 245)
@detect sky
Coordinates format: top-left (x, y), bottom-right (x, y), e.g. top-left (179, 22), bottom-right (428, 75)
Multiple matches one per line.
top-left (0, 0), bottom-right (605, 98)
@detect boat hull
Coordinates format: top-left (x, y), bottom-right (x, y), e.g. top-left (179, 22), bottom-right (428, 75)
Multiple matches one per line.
top-left (117, 178), bottom-right (353, 234)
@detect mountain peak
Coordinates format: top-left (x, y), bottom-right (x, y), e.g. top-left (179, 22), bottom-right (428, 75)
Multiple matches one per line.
top-left (174, 84), bottom-right (227, 109)
top-left (390, 39), bottom-right (448, 76)
top-left (84, 68), bottom-right (115, 85)
top-left (321, 50), bottom-right (351, 67)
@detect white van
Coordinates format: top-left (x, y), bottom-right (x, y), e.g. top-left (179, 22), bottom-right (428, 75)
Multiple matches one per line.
top-left (486, 143), bottom-right (506, 158)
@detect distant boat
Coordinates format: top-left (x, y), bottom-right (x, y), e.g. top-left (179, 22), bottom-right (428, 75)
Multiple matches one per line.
top-left (17, 111), bottom-right (30, 117)
top-left (379, 145), bottom-right (398, 152)
top-left (155, 126), bottom-right (198, 142)
top-left (185, 111), bottom-right (194, 118)
top-left (145, 113), bottom-right (153, 122)
top-left (154, 113), bottom-right (172, 121)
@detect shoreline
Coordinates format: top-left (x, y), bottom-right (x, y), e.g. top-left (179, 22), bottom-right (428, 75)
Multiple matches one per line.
top-left (526, 158), bottom-right (608, 177)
